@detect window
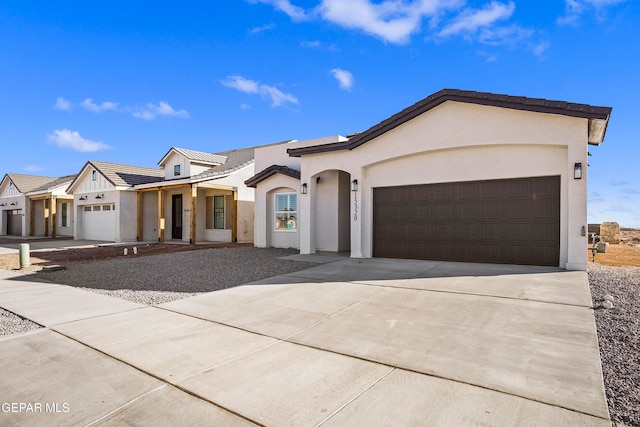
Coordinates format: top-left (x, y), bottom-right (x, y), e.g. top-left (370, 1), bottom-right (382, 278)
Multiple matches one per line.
top-left (174, 165), bottom-right (181, 176)
top-left (214, 196), bottom-right (224, 229)
top-left (91, 170), bottom-right (97, 181)
top-left (275, 193), bottom-right (297, 231)
top-left (92, 206), bottom-right (100, 211)
top-left (84, 206), bottom-right (91, 212)
top-left (61, 203), bottom-right (68, 227)
top-left (102, 205), bottom-right (111, 211)
top-left (9, 182), bottom-right (14, 189)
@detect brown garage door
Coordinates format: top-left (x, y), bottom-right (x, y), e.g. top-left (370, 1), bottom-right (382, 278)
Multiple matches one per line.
top-left (373, 176), bottom-right (560, 266)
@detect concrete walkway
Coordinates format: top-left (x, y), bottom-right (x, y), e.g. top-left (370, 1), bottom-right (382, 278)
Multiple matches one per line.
top-left (0, 258), bottom-right (611, 426)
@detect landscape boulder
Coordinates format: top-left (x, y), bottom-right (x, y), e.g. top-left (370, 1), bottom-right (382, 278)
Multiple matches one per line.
top-left (600, 222), bottom-right (621, 244)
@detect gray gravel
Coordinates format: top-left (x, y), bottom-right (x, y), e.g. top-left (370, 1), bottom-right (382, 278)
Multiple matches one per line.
top-left (0, 308), bottom-right (42, 336)
top-left (28, 246), bottom-right (316, 304)
top-left (588, 263), bottom-right (640, 427)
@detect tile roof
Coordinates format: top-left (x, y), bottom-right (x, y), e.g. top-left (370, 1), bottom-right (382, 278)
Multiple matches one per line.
top-left (68, 161), bottom-right (165, 191)
top-left (29, 174), bottom-right (77, 193)
top-left (288, 89), bottom-right (613, 157)
top-left (190, 140), bottom-right (294, 181)
top-left (162, 147), bottom-right (228, 166)
top-left (244, 165), bottom-right (301, 188)
top-left (4, 173), bottom-right (59, 193)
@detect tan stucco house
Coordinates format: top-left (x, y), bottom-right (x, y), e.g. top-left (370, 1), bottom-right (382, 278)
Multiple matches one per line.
top-left (246, 89), bottom-right (612, 271)
top-left (0, 173), bottom-right (76, 238)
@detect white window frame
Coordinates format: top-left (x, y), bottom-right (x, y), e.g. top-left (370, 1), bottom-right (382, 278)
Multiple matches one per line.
top-left (274, 193), bottom-right (297, 232)
top-left (174, 165), bottom-right (181, 176)
top-left (92, 170), bottom-right (97, 181)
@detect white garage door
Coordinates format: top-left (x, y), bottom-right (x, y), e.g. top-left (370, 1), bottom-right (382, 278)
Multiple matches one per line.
top-left (82, 204), bottom-right (115, 241)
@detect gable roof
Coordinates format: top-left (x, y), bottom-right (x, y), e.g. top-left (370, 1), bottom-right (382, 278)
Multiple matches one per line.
top-left (288, 89), bottom-right (613, 157)
top-left (244, 165), bottom-right (301, 188)
top-left (28, 174), bottom-right (78, 194)
top-left (189, 140), bottom-right (295, 182)
top-left (2, 173), bottom-right (59, 194)
top-left (67, 161), bottom-right (165, 192)
top-left (158, 147), bottom-right (228, 167)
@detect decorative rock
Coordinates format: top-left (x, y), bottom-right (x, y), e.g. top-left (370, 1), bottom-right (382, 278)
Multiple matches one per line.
top-left (602, 300), bottom-right (613, 309)
top-left (604, 294), bottom-right (614, 303)
top-left (600, 222), bottom-right (621, 244)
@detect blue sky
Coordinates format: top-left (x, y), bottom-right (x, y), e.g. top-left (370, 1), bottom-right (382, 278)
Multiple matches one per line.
top-left (0, 0), bottom-right (638, 226)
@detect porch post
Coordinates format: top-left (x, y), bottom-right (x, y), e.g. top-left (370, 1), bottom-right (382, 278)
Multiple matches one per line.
top-left (157, 188), bottom-right (165, 242)
top-left (137, 191), bottom-right (143, 241)
top-left (232, 189), bottom-right (238, 243)
top-left (190, 183), bottom-right (197, 244)
top-left (50, 196), bottom-right (57, 238)
top-left (29, 199), bottom-right (34, 236)
top-left (43, 199), bottom-right (50, 237)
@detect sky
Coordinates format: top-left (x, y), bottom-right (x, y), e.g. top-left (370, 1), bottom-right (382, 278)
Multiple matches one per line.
top-left (0, 0), bottom-right (638, 227)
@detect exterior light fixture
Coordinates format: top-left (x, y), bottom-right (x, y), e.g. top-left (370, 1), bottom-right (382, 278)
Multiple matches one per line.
top-left (95, 194), bottom-right (103, 199)
top-left (0, 203), bottom-right (5, 207)
top-left (10, 202), bottom-right (17, 206)
top-left (300, 183), bottom-right (308, 194)
top-left (351, 179), bottom-right (358, 192)
top-left (574, 163), bottom-right (582, 179)
top-left (79, 196), bottom-right (87, 201)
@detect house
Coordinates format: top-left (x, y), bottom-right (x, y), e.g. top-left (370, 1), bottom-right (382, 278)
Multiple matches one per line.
top-left (246, 89), bottom-right (612, 270)
top-left (66, 141), bottom-right (290, 244)
top-left (0, 173), bottom-right (76, 238)
top-left (66, 161), bottom-right (165, 242)
top-left (135, 142), bottom-right (290, 244)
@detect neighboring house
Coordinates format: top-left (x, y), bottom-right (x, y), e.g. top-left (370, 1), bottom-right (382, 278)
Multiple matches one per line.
top-left (135, 142), bottom-right (290, 244)
top-left (0, 173), bottom-right (76, 238)
top-left (247, 89), bottom-right (612, 271)
top-left (66, 161), bottom-right (165, 242)
top-left (25, 174), bottom-right (77, 238)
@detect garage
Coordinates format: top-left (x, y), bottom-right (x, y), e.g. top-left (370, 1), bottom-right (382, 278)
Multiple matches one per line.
top-left (6, 210), bottom-right (23, 236)
top-left (81, 204), bottom-right (115, 241)
top-left (373, 176), bottom-right (560, 266)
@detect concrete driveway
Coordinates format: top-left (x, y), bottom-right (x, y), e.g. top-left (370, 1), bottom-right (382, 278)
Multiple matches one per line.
top-left (0, 256), bottom-right (610, 426)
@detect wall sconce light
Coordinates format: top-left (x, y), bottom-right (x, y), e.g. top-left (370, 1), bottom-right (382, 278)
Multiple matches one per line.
top-left (95, 194), bottom-right (104, 199)
top-left (0, 203), bottom-right (5, 207)
top-left (10, 202), bottom-right (17, 206)
top-left (351, 179), bottom-right (358, 192)
top-left (79, 196), bottom-right (87, 201)
top-left (300, 183), bottom-right (308, 194)
top-left (574, 163), bottom-right (582, 180)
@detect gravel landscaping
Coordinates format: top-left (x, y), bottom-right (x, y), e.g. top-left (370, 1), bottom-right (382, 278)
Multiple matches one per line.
top-left (589, 263), bottom-right (640, 427)
top-left (0, 308), bottom-right (42, 336)
top-left (25, 246), bottom-right (316, 304)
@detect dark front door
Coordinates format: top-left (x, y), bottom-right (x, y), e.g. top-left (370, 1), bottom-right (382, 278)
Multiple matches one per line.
top-left (172, 195), bottom-right (183, 239)
top-left (373, 176), bottom-right (561, 266)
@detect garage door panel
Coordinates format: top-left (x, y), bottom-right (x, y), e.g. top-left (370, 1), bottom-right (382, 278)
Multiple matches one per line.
top-left (373, 176), bottom-right (560, 266)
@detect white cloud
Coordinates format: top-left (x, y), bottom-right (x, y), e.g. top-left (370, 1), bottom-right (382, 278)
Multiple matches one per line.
top-left (132, 102), bottom-right (190, 121)
top-left (250, 23), bottom-right (276, 34)
top-left (222, 75), bottom-right (299, 107)
top-left (240, 103), bottom-right (252, 110)
top-left (532, 41), bottom-right (550, 56)
top-left (23, 165), bottom-right (45, 173)
top-left (81, 98), bottom-right (118, 112)
top-left (439, 1), bottom-right (515, 37)
top-left (301, 40), bottom-right (322, 48)
top-left (318, 0), bottom-right (462, 44)
top-left (557, 0), bottom-right (627, 24)
top-left (55, 97), bottom-right (72, 111)
top-left (249, 0), bottom-right (310, 21)
top-left (331, 68), bottom-right (354, 91)
top-left (47, 129), bottom-right (110, 152)
top-left (477, 25), bottom-right (533, 46)
top-left (222, 75), bottom-right (260, 94)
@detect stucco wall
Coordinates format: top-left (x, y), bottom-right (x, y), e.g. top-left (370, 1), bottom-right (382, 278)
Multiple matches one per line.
top-left (296, 101), bottom-right (590, 270)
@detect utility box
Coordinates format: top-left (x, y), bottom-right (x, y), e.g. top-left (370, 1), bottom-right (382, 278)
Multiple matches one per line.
top-left (597, 242), bottom-right (607, 253)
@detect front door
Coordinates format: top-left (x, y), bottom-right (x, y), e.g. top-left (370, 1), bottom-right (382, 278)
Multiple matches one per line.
top-left (172, 195), bottom-right (182, 239)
